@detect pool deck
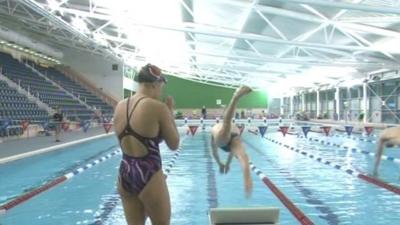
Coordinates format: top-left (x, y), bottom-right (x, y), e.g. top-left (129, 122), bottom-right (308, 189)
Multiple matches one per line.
top-left (0, 127), bottom-right (115, 161)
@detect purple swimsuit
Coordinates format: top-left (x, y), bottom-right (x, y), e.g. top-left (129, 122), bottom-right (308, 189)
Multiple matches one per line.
top-left (118, 97), bottom-right (163, 194)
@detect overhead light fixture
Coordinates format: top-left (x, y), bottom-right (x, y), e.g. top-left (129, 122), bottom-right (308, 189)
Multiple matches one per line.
top-left (0, 39), bottom-right (60, 64)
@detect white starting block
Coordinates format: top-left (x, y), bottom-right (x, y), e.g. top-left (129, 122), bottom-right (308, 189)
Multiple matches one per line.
top-left (209, 207), bottom-right (280, 225)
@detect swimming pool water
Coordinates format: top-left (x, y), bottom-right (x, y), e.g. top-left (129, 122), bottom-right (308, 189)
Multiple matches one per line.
top-left (1, 128), bottom-right (399, 225)
top-left (0, 136), bottom-right (117, 205)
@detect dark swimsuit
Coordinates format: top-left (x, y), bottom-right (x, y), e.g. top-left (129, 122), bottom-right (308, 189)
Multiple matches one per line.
top-left (118, 97), bottom-right (163, 194)
top-left (220, 133), bottom-right (239, 152)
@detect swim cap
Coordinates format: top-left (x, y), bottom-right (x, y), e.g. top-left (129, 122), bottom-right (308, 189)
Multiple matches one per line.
top-left (135, 64), bottom-right (167, 83)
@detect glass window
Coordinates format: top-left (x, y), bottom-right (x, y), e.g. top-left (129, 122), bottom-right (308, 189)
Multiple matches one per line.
top-left (382, 82), bottom-right (397, 96)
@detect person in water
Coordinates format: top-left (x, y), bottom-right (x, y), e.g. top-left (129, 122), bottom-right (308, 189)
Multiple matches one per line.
top-left (210, 85), bottom-right (253, 197)
top-left (113, 64), bottom-right (179, 225)
top-left (372, 126), bottom-right (400, 177)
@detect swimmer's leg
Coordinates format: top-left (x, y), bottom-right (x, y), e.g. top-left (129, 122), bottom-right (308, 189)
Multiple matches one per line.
top-left (230, 138), bottom-right (252, 198)
top-left (118, 179), bottom-right (146, 225)
top-left (219, 86), bottom-right (252, 142)
top-left (139, 171), bottom-right (171, 225)
top-left (373, 138), bottom-right (386, 177)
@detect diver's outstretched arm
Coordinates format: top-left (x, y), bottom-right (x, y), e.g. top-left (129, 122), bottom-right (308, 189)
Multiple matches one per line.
top-left (211, 136), bottom-right (225, 173)
top-left (224, 152), bottom-right (234, 173)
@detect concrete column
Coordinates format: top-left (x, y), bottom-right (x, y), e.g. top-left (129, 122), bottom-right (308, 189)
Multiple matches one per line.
top-left (316, 89), bottom-right (320, 117)
top-left (363, 81), bottom-right (368, 123)
top-left (335, 87), bottom-right (340, 120)
top-left (280, 96), bottom-right (284, 115)
top-left (290, 95), bottom-right (294, 116)
top-left (302, 92), bottom-right (306, 112)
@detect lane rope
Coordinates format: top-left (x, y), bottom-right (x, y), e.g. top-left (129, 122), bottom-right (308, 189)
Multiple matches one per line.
top-left (0, 148), bottom-right (121, 214)
top-left (245, 139), bottom-right (340, 225)
top-left (259, 134), bottom-right (400, 195)
top-left (299, 136), bottom-right (400, 165)
top-left (249, 162), bottom-right (315, 225)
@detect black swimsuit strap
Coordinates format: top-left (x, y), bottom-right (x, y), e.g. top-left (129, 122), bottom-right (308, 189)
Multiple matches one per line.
top-left (118, 96), bottom-right (160, 145)
top-left (126, 96), bottom-right (147, 129)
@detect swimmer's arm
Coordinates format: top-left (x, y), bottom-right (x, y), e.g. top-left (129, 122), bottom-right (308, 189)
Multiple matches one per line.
top-left (223, 152), bottom-right (234, 173)
top-left (159, 103), bottom-right (179, 150)
top-left (211, 137), bottom-right (223, 166)
top-left (226, 152), bottom-right (234, 167)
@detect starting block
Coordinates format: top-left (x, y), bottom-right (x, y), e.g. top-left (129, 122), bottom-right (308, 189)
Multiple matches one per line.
top-left (209, 207), bottom-right (280, 225)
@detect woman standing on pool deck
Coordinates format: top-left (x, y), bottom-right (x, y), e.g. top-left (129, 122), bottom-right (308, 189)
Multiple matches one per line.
top-left (210, 85), bottom-right (253, 197)
top-left (113, 64), bottom-right (179, 225)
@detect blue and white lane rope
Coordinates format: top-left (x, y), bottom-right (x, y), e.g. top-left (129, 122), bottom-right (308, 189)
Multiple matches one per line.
top-left (333, 132), bottom-right (378, 138)
top-left (0, 148), bottom-right (121, 214)
top-left (300, 136), bottom-right (400, 165)
top-left (164, 136), bottom-right (186, 176)
top-left (65, 150), bottom-right (121, 179)
top-left (263, 136), bottom-right (400, 195)
top-left (337, 134), bottom-right (377, 143)
top-left (266, 137), bottom-right (362, 176)
top-left (300, 134), bottom-right (378, 143)
top-left (164, 148), bottom-right (182, 177)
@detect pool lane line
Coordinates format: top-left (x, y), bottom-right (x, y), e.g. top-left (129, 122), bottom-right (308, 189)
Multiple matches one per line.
top-left (164, 146), bottom-right (183, 177)
top-left (91, 136), bottom-right (187, 225)
top-left (203, 134), bottom-right (218, 209)
top-left (258, 133), bottom-right (400, 195)
top-left (244, 139), bottom-right (340, 225)
top-left (333, 131), bottom-right (377, 138)
top-left (337, 134), bottom-right (377, 143)
top-left (0, 145), bottom-right (118, 205)
top-left (0, 148), bottom-right (121, 214)
top-left (301, 136), bottom-right (400, 164)
top-left (266, 136), bottom-right (400, 195)
top-left (333, 134), bottom-right (400, 148)
top-left (249, 163), bottom-right (315, 225)
top-left (0, 132), bottom-right (114, 164)
top-left (299, 134), bottom-right (378, 143)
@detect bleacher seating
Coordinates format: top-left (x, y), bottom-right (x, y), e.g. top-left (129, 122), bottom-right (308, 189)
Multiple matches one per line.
top-left (38, 66), bottom-right (114, 117)
top-left (0, 52), bottom-right (94, 121)
top-left (0, 80), bottom-right (48, 137)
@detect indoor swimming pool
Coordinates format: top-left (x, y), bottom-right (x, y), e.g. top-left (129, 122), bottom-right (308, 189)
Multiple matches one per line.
top-left (1, 125), bottom-right (400, 225)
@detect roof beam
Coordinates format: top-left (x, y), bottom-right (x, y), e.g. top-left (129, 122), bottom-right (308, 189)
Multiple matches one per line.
top-left (332, 0), bottom-right (365, 20)
top-left (267, 0), bottom-right (363, 59)
top-left (256, 4), bottom-right (322, 24)
top-left (338, 16), bottom-right (400, 23)
top-left (276, 23), bottom-right (328, 58)
top-left (300, 4), bottom-right (328, 20)
top-left (102, 20), bottom-right (400, 54)
top-left (57, 6), bottom-right (400, 51)
top-left (272, 0), bottom-right (400, 14)
top-left (19, 0), bottom-right (122, 61)
top-left (310, 0), bottom-right (399, 62)
top-left (190, 50), bottom-right (391, 68)
top-left (255, 5), bottom-right (400, 39)
top-left (221, 0), bottom-right (258, 66)
top-left (255, 9), bottom-right (288, 40)
top-left (337, 26), bottom-right (399, 62)
top-left (196, 62), bottom-right (298, 75)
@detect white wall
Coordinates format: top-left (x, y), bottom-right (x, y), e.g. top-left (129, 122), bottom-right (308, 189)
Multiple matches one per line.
top-left (60, 47), bottom-right (124, 101)
top-left (123, 76), bottom-right (139, 92)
